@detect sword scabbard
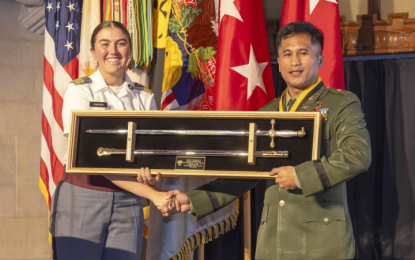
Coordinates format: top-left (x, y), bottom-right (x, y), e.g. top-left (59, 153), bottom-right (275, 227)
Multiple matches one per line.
top-left (260, 151), bottom-right (289, 158)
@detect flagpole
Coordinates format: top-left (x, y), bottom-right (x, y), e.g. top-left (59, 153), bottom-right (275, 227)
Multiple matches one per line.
top-left (243, 191), bottom-right (251, 259)
top-left (197, 244), bottom-right (205, 260)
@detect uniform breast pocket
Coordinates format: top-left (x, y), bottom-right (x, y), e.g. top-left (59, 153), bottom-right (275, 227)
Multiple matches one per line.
top-left (303, 202), bottom-right (346, 225)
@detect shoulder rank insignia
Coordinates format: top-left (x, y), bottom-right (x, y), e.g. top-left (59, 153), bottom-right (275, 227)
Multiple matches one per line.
top-left (134, 82), bottom-right (152, 94)
top-left (71, 77), bottom-right (91, 85)
top-left (312, 108), bottom-right (329, 123)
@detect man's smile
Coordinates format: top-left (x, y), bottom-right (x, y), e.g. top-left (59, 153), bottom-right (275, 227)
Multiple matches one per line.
top-left (289, 69), bottom-right (304, 77)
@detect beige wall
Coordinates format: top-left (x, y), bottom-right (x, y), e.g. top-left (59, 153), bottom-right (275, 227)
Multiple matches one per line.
top-left (339, 0), bottom-right (367, 21)
top-left (339, 0), bottom-right (415, 21)
top-left (380, 0), bottom-right (415, 20)
top-left (0, 0), bottom-right (52, 259)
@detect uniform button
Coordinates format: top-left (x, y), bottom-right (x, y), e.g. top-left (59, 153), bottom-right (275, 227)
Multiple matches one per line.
top-left (279, 200), bottom-right (285, 207)
top-left (324, 217), bottom-right (329, 223)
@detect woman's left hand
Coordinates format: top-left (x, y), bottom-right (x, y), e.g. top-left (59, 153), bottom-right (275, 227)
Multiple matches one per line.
top-left (137, 167), bottom-right (161, 185)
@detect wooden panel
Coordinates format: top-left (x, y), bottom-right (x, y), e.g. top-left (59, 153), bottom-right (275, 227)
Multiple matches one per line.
top-left (341, 13), bottom-right (415, 56)
top-left (266, 12), bottom-right (415, 57)
top-left (368, 0), bottom-right (381, 19)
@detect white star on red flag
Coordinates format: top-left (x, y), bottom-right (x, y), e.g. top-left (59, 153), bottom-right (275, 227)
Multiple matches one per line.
top-left (214, 0), bottom-right (274, 110)
top-left (309, 0), bottom-right (337, 15)
top-left (220, 0), bottom-right (243, 24)
top-left (231, 45), bottom-right (268, 100)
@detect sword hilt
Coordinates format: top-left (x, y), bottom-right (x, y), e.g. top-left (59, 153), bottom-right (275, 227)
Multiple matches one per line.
top-left (269, 119), bottom-right (276, 148)
top-left (97, 147), bottom-right (126, 156)
top-left (297, 127), bottom-right (306, 137)
top-left (268, 120), bottom-right (306, 148)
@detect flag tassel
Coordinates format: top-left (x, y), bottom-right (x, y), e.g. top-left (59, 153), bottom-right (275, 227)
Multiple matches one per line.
top-left (170, 199), bottom-right (240, 259)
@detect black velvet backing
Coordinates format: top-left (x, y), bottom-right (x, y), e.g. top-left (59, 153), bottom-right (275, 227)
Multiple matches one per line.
top-left (74, 116), bottom-right (315, 173)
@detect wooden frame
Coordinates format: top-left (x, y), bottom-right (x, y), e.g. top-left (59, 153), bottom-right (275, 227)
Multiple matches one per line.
top-left (66, 110), bottom-right (321, 178)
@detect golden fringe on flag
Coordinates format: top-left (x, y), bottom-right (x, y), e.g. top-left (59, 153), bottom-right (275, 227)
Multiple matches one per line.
top-left (170, 199), bottom-right (240, 260)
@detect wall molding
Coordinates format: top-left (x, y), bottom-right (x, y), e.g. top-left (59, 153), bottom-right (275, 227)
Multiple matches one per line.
top-left (15, 0), bottom-right (45, 36)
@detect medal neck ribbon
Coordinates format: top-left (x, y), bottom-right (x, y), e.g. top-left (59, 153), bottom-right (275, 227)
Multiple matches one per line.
top-left (279, 77), bottom-right (323, 112)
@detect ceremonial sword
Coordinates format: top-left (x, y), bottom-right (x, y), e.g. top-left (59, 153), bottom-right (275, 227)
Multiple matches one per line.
top-left (97, 147), bottom-right (289, 158)
top-left (89, 120), bottom-right (305, 161)
top-left (86, 127), bottom-right (306, 138)
top-left (87, 120), bottom-right (306, 149)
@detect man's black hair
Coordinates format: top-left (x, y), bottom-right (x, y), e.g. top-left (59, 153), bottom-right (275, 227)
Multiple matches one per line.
top-left (276, 22), bottom-right (324, 56)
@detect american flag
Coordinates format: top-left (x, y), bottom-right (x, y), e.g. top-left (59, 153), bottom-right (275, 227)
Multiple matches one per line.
top-left (40, 0), bottom-right (83, 230)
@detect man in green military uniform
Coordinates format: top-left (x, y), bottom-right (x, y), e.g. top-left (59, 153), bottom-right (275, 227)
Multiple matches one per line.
top-left (150, 22), bottom-right (371, 259)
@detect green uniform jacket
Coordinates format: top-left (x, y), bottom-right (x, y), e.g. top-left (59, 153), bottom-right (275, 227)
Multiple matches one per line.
top-left (187, 84), bottom-right (371, 260)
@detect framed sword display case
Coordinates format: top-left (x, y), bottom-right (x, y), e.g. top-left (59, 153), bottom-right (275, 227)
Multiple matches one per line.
top-left (65, 110), bottom-right (321, 179)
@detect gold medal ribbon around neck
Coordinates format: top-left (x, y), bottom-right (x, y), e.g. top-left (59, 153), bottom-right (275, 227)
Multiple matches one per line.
top-left (279, 77), bottom-right (322, 112)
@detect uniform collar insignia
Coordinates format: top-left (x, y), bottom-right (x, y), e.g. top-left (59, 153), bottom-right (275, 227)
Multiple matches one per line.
top-left (315, 102), bottom-right (324, 109)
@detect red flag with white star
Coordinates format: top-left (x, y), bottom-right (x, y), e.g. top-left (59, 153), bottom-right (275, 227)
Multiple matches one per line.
top-left (281, 0), bottom-right (344, 90)
top-left (213, 0), bottom-right (275, 111)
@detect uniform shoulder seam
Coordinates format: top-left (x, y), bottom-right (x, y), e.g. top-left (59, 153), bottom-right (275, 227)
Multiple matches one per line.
top-left (327, 87), bottom-right (353, 96)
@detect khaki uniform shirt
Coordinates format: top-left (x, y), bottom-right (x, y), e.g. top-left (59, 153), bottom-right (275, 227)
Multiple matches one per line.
top-left (187, 82), bottom-right (371, 260)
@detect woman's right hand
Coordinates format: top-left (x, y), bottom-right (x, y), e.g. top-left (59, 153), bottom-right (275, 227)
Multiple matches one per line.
top-left (137, 167), bottom-right (161, 185)
top-left (150, 190), bottom-right (181, 216)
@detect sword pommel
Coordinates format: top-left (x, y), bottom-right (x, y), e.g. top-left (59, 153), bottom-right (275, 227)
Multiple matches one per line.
top-left (97, 147), bottom-right (110, 156)
top-left (297, 127), bottom-right (306, 137)
top-left (97, 147), bottom-right (126, 156)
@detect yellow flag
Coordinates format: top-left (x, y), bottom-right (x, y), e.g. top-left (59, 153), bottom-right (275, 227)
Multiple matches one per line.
top-left (78, 0), bottom-right (100, 77)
